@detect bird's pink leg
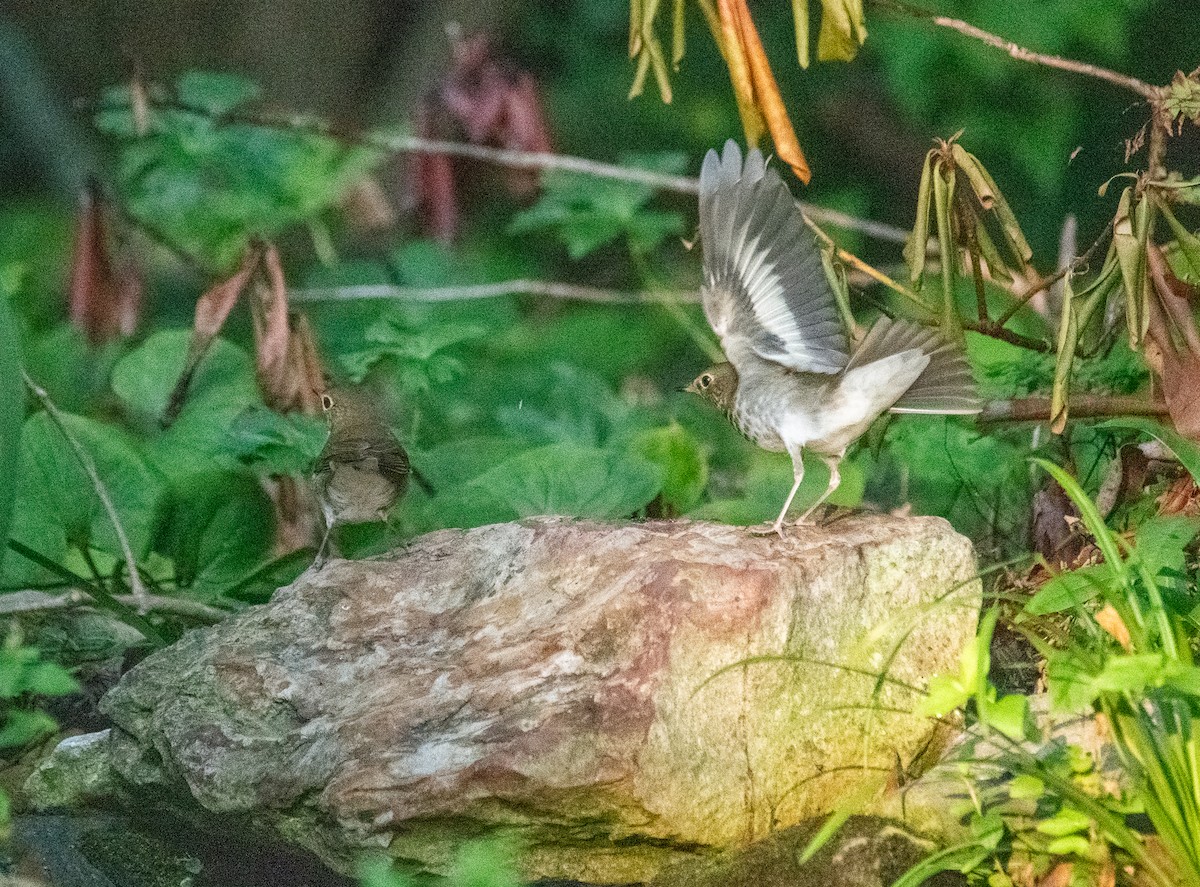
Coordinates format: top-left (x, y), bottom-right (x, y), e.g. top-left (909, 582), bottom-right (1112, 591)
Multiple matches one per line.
top-left (751, 450), bottom-right (805, 538)
top-left (795, 455), bottom-right (842, 524)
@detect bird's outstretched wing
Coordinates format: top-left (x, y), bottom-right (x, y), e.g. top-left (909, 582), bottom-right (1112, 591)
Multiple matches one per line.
top-left (699, 140), bottom-right (848, 376)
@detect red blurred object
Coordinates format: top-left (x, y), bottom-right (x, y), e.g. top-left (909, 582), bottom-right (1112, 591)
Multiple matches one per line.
top-left (68, 183), bottom-right (142, 344)
top-left (412, 31), bottom-right (554, 241)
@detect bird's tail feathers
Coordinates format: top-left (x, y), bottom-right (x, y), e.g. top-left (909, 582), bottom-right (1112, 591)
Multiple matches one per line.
top-left (848, 317), bottom-right (981, 415)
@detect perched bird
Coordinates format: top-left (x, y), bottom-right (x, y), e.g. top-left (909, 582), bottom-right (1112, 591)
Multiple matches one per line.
top-left (685, 141), bottom-right (981, 536)
top-left (312, 387), bottom-right (431, 562)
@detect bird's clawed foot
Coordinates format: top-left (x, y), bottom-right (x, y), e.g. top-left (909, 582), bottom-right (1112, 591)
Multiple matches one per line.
top-left (749, 519), bottom-right (788, 539)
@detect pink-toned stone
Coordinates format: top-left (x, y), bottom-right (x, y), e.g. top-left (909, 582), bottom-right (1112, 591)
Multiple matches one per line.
top-left (74, 516), bottom-right (977, 882)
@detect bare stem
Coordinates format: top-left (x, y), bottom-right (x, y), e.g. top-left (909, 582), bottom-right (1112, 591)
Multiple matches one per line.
top-left (869, 0), bottom-right (1157, 100)
top-left (0, 588), bottom-right (228, 622)
top-left (980, 395), bottom-right (1169, 423)
top-left (21, 370), bottom-right (150, 610)
top-left (291, 279), bottom-right (700, 304)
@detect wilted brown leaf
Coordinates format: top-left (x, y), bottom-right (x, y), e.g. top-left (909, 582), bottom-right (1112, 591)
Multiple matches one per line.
top-left (1095, 604), bottom-right (1132, 651)
top-left (1038, 861), bottom-right (1073, 887)
top-left (1147, 245), bottom-right (1200, 439)
top-left (68, 184), bottom-right (136, 345)
top-left (253, 244), bottom-right (291, 410)
top-left (288, 313), bottom-right (326, 416)
top-left (162, 244), bottom-right (262, 425)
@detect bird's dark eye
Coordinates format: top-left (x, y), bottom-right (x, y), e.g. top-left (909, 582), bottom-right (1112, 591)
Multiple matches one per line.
top-left (321, 394), bottom-right (334, 411)
top-left (700, 374), bottom-right (713, 388)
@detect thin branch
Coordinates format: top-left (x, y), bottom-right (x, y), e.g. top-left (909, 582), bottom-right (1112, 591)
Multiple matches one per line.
top-left (993, 219), bottom-right (1115, 329)
top-left (980, 395), bottom-right (1170, 424)
top-left (962, 320), bottom-right (1051, 353)
top-left (290, 279), bottom-right (700, 304)
top-left (0, 588), bottom-right (228, 623)
top-left (870, 0), bottom-right (1158, 100)
top-left (21, 370), bottom-right (150, 611)
top-left (96, 97), bottom-right (916, 246)
top-left (358, 133), bottom-right (914, 244)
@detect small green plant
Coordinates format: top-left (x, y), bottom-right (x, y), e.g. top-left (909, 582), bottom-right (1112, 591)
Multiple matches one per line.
top-left (0, 626), bottom-right (80, 829)
top-left (906, 455), bottom-right (1200, 886)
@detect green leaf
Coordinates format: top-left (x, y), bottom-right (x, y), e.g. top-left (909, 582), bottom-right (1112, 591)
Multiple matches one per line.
top-left (113, 329), bottom-right (259, 425)
top-left (159, 472), bottom-right (276, 597)
top-left (1044, 834), bottom-right (1091, 856)
top-left (100, 75), bottom-right (381, 268)
top-left (1036, 805), bottom-right (1091, 837)
top-left (1025, 563), bottom-right (1112, 615)
top-left (12, 411), bottom-right (167, 561)
top-left (0, 268), bottom-right (24, 578)
top-left (430, 443), bottom-right (664, 528)
top-left (509, 153), bottom-right (685, 258)
top-left (816, 0), bottom-right (868, 63)
top-left (982, 693), bottom-right (1028, 741)
top-left (628, 424), bottom-right (708, 513)
top-left (23, 661), bottom-right (81, 697)
top-left (114, 331), bottom-right (261, 489)
top-left (176, 71), bottom-right (261, 115)
top-left (1009, 773), bottom-right (1045, 800)
top-left (0, 709), bottom-right (58, 748)
top-left (224, 406), bottom-right (327, 476)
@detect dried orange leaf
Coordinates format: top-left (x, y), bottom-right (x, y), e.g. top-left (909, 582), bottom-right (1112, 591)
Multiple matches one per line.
top-left (1094, 604), bottom-right (1132, 651)
top-left (730, 0), bottom-right (810, 182)
top-left (289, 313), bottom-right (326, 416)
top-left (717, 0), bottom-right (767, 147)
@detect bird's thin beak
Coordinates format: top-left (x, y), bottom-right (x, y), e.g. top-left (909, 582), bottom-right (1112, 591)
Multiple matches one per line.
top-left (680, 382), bottom-right (697, 394)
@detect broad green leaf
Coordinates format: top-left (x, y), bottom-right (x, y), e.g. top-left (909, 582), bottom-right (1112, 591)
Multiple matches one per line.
top-left (430, 443), bottom-right (664, 528)
top-left (1009, 773), bottom-right (1045, 800)
top-left (0, 267), bottom-right (23, 577)
top-left (1025, 563), bottom-right (1112, 615)
top-left (114, 331), bottom-right (261, 488)
top-left (1044, 835), bottom-right (1091, 856)
top-left (629, 424), bottom-right (708, 513)
top-left (1036, 806), bottom-right (1091, 836)
top-left (176, 71), bottom-right (260, 115)
top-left (22, 661), bottom-right (81, 697)
top-left (112, 329), bottom-right (258, 424)
top-left (982, 693), bottom-right (1029, 741)
top-left (224, 406), bottom-right (327, 476)
top-left (159, 472), bottom-right (276, 598)
top-left (13, 411), bottom-right (167, 561)
top-left (0, 710), bottom-right (58, 748)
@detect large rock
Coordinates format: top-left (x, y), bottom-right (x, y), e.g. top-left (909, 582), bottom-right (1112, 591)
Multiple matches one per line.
top-left (31, 517), bottom-right (980, 883)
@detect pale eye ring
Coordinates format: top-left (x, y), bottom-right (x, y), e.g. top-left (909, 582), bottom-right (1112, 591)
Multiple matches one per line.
top-left (321, 394), bottom-right (334, 411)
top-left (700, 374), bottom-right (713, 388)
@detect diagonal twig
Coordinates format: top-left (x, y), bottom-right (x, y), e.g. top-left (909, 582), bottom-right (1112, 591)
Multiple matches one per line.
top-left (870, 0), bottom-right (1158, 100)
top-left (21, 370), bottom-right (150, 612)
